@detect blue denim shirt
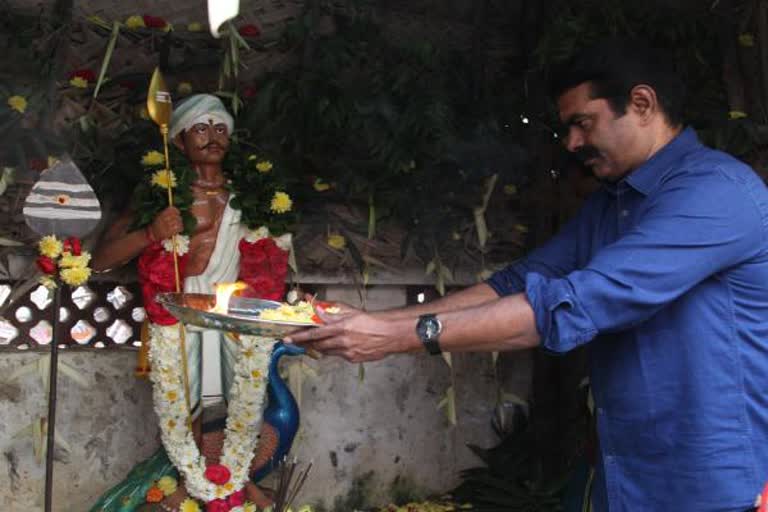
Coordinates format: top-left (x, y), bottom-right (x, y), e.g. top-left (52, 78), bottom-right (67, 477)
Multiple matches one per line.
top-left (488, 128), bottom-right (768, 511)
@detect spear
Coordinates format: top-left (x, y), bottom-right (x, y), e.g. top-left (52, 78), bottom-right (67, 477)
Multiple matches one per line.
top-left (146, 68), bottom-right (193, 427)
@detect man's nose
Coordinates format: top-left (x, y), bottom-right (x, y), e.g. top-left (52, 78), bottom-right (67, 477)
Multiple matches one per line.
top-left (564, 130), bottom-right (583, 153)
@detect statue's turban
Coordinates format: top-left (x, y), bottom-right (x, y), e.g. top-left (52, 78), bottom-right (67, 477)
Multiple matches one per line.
top-left (170, 93), bottom-right (234, 139)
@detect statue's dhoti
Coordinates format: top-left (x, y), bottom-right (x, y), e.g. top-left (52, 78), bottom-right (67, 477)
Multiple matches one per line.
top-left (183, 200), bottom-right (245, 420)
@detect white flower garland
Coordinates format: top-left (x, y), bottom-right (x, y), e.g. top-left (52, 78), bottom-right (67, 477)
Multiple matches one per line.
top-left (149, 324), bottom-right (275, 502)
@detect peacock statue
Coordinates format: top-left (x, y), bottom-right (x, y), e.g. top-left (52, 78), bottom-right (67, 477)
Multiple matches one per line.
top-left (89, 341), bottom-right (305, 511)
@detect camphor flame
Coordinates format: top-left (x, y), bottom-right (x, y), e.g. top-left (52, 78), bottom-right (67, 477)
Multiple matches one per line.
top-left (212, 282), bottom-right (248, 314)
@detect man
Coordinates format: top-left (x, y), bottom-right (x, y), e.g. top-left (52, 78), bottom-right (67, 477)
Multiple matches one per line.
top-left (288, 41), bottom-right (768, 511)
top-left (92, 94), bottom-right (276, 509)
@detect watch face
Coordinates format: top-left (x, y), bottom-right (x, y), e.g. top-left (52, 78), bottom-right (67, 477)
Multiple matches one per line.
top-left (425, 318), bottom-right (439, 338)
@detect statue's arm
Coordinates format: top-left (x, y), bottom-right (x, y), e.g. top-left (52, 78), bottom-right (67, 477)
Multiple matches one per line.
top-left (91, 206), bottom-right (183, 272)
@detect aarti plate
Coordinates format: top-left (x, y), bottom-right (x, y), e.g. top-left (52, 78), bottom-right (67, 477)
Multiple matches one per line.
top-left (157, 292), bottom-right (318, 338)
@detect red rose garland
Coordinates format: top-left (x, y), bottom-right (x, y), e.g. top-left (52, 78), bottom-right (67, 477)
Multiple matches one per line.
top-left (137, 241), bottom-right (189, 325)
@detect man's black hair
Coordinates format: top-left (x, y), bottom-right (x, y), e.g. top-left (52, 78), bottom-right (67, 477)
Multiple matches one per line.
top-left (550, 39), bottom-right (686, 126)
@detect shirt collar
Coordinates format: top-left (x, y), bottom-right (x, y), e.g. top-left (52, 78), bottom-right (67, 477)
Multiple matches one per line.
top-left (603, 127), bottom-right (700, 196)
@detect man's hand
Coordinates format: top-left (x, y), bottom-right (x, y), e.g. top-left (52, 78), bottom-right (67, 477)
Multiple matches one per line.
top-left (285, 306), bottom-right (412, 363)
top-left (149, 206), bottom-right (183, 241)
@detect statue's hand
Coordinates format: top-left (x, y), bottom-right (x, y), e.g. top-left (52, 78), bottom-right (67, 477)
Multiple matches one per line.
top-left (148, 206), bottom-right (183, 241)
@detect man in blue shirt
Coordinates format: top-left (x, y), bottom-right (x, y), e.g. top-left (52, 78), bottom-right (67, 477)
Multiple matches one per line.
top-left (287, 40), bottom-right (768, 511)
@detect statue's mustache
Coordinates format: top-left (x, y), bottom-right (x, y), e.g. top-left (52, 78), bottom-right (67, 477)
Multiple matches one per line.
top-left (197, 142), bottom-right (225, 151)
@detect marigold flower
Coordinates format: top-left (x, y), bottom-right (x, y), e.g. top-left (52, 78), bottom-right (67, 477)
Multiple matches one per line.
top-left (157, 475), bottom-right (178, 496)
top-left (38, 235), bottom-right (62, 258)
top-left (69, 76), bottom-right (88, 88)
top-left (125, 15), bottom-right (145, 29)
top-left (7, 95), bottom-right (27, 113)
top-left (187, 22), bottom-right (204, 32)
top-left (313, 178), bottom-right (330, 192)
top-left (145, 486), bottom-right (164, 503)
top-left (255, 160), bottom-right (273, 173)
top-left (142, 150), bottom-right (165, 167)
top-left (270, 191), bottom-right (292, 213)
top-left (60, 266), bottom-right (91, 287)
top-left (327, 234), bottom-right (346, 250)
top-left (151, 170), bottom-right (177, 189)
top-left (729, 110), bottom-right (748, 120)
top-left (739, 33), bottom-right (755, 47)
top-left (180, 499), bottom-right (201, 512)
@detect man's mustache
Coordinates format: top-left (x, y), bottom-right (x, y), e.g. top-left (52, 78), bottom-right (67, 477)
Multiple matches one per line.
top-left (197, 142), bottom-right (225, 151)
top-left (573, 145), bottom-right (601, 163)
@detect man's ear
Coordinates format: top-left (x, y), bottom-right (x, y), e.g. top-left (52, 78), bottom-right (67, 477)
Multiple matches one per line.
top-left (628, 85), bottom-right (658, 124)
top-left (172, 132), bottom-right (186, 153)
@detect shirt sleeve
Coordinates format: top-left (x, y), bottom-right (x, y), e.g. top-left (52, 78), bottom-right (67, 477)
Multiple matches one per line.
top-left (486, 197), bottom-right (593, 296)
top-left (529, 170), bottom-right (766, 353)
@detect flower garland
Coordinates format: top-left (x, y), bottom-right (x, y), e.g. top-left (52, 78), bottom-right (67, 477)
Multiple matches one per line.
top-left (149, 325), bottom-right (275, 507)
top-left (36, 234), bottom-right (92, 288)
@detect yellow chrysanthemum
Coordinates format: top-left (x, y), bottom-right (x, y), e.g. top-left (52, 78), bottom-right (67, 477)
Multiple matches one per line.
top-left (243, 504), bottom-right (258, 512)
top-left (177, 82), bottom-right (193, 95)
top-left (270, 191), bottom-right (292, 213)
top-left (39, 275), bottom-right (58, 290)
top-left (142, 150), bottom-right (165, 167)
top-left (163, 23), bottom-right (173, 33)
top-left (38, 235), bottom-right (62, 258)
top-left (125, 15), bottom-right (145, 29)
top-left (256, 160), bottom-right (273, 173)
top-left (60, 266), bottom-right (91, 287)
top-left (313, 178), bottom-right (330, 192)
top-left (327, 234), bottom-right (346, 250)
top-left (187, 22), bottom-right (204, 32)
top-left (151, 170), bottom-right (177, 189)
top-left (297, 506), bottom-right (314, 512)
top-left (180, 498), bottom-right (201, 512)
top-left (739, 33), bottom-right (755, 47)
top-left (503, 184), bottom-right (517, 195)
top-left (59, 252), bottom-right (91, 269)
top-left (7, 95), bottom-right (27, 114)
top-left (70, 76), bottom-right (88, 88)
top-left (157, 476), bottom-right (178, 496)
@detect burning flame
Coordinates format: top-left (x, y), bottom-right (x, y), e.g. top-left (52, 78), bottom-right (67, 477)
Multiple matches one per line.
top-left (212, 282), bottom-right (248, 314)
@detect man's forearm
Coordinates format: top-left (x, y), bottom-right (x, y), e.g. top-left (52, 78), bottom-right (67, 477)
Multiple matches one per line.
top-left (372, 282), bottom-right (500, 320)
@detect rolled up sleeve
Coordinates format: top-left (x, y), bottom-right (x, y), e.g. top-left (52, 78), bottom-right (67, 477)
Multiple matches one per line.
top-left (527, 170), bottom-right (765, 353)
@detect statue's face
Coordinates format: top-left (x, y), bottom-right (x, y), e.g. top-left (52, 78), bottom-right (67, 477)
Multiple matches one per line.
top-left (176, 121), bottom-right (230, 165)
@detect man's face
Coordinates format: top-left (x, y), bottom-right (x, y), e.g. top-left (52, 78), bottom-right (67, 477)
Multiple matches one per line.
top-left (178, 121), bottom-right (230, 165)
top-left (557, 82), bottom-right (641, 182)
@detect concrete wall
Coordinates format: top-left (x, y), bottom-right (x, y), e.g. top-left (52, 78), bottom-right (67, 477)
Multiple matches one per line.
top-left (0, 284), bottom-right (532, 511)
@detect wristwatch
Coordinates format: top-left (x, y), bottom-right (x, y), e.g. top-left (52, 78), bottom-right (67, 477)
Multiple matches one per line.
top-left (416, 314), bottom-right (443, 355)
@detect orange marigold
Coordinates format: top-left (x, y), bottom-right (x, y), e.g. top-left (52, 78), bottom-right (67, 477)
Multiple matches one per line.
top-left (146, 486), bottom-right (164, 503)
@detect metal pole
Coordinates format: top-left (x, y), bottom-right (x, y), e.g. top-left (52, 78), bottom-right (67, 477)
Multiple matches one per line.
top-left (44, 286), bottom-right (62, 512)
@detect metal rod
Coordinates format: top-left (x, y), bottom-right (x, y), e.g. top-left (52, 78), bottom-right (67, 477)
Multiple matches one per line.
top-left (44, 285), bottom-right (62, 512)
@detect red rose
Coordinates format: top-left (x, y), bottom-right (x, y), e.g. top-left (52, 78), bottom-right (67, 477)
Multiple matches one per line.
top-left (68, 69), bottom-right (97, 82)
top-left (238, 237), bottom-right (288, 300)
top-left (143, 15), bottom-right (168, 28)
top-left (206, 499), bottom-right (230, 512)
top-left (204, 464), bottom-right (231, 485)
top-left (238, 24), bottom-right (260, 37)
top-left (68, 237), bottom-right (82, 256)
top-left (137, 243), bottom-right (188, 325)
top-left (36, 256), bottom-right (57, 275)
top-left (241, 85), bottom-right (258, 99)
top-left (227, 489), bottom-right (245, 507)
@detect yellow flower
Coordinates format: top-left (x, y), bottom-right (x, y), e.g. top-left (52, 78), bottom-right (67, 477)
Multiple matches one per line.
top-left (165, 390), bottom-right (178, 402)
top-left (223, 482), bottom-right (234, 491)
top-left (514, 224), bottom-right (528, 233)
top-left (729, 110), bottom-right (748, 120)
top-left (313, 178), bottom-right (330, 192)
top-left (243, 504), bottom-right (258, 512)
top-left (297, 506), bottom-right (314, 512)
top-left (70, 76), bottom-right (88, 88)
top-left (157, 476), bottom-right (178, 496)
top-left (39, 276), bottom-right (58, 290)
top-left (142, 150), bottom-right (165, 166)
top-left (327, 234), bottom-right (346, 250)
top-left (7, 95), bottom-right (27, 113)
top-left (270, 191), bottom-right (293, 213)
top-left (739, 33), bottom-right (755, 47)
top-left (151, 170), bottom-right (177, 189)
top-left (251, 369), bottom-right (262, 379)
top-left (180, 499), bottom-right (201, 512)
top-left (167, 419), bottom-right (176, 429)
top-left (177, 82), bottom-right (193, 95)
top-left (163, 23), bottom-right (174, 33)
top-left (60, 266), bottom-right (91, 287)
top-left (256, 160), bottom-right (273, 173)
top-left (59, 252), bottom-right (91, 269)
top-left (38, 235), bottom-right (62, 258)
top-left (187, 22), bottom-right (204, 32)
top-left (125, 15), bottom-right (145, 29)
top-left (503, 184), bottom-right (517, 195)
top-left (248, 154), bottom-right (258, 161)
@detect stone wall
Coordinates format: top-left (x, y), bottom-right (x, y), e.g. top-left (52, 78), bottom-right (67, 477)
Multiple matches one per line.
top-left (0, 283), bottom-right (533, 511)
